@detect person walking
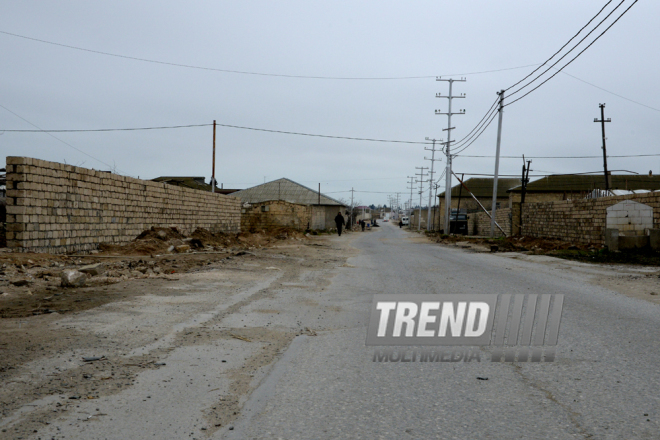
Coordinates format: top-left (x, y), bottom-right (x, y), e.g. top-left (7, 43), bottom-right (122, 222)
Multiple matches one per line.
top-left (399, 219), bottom-right (403, 228)
top-left (335, 211), bottom-right (345, 236)
top-left (361, 219), bottom-right (365, 231)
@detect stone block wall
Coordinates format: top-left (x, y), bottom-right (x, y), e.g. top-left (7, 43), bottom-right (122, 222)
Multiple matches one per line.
top-left (473, 208), bottom-right (511, 237)
top-left (241, 200), bottom-right (312, 232)
top-left (520, 192), bottom-right (660, 245)
top-left (5, 157), bottom-right (241, 253)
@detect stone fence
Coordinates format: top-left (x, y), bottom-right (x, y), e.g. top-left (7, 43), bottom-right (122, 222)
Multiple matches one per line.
top-left (4, 157), bottom-right (241, 253)
top-left (520, 192), bottom-right (660, 245)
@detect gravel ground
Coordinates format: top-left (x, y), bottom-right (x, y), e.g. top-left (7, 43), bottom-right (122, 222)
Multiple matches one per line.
top-left (2, 223), bottom-right (659, 439)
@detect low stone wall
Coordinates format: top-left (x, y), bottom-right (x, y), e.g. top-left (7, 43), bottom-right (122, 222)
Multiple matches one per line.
top-left (241, 200), bottom-right (313, 232)
top-left (520, 192), bottom-right (660, 245)
top-left (5, 157), bottom-right (241, 253)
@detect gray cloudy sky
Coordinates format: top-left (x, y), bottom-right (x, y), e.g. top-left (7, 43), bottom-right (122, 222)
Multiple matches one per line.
top-left (1, 1), bottom-right (657, 206)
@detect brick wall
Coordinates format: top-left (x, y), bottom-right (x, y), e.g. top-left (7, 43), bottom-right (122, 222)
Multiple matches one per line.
top-left (5, 157), bottom-right (241, 253)
top-left (241, 200), bottom-right (313, 232)
top-left (520, 192), bottom-right (660, 245)
top-left (473, 207), bottom-right (511, 237)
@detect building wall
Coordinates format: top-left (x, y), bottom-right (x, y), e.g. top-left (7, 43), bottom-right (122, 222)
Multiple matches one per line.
top-left (509, 192), bottom-right (582, 205)
top-left (241, 200), bottom-right (312, 232)
top-left (323, 205), bottom-right (347, 230)
top-left (606, 200), bottom-right (653, 235)
top-left (436, 197), bottom-right (508, 232)
top-left (473, 208), bottom-right (511, 237)
top-left (520, 192), bottom-right (660, 245)
top-left (4, 157), bottom-right (241, 253)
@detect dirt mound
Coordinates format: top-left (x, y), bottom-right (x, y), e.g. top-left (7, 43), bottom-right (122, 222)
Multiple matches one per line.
top-left (99, 226), bottom-right (186, 256)
top-left (135, 226), bottom-right (185, 242)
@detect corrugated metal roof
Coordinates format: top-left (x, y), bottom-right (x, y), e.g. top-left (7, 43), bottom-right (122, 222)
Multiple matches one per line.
top-left (508, 174), bottom-right (660, 193)
top-left (438, 178), bottom-right (520, 199)
top-left (232, 178), bottom-right (344, 206)
top-left (152, 176), bottom-right (211, 192)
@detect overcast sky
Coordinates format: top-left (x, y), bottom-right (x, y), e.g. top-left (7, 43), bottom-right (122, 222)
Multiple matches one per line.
top-left (1, 0), bottom-right (657, 206)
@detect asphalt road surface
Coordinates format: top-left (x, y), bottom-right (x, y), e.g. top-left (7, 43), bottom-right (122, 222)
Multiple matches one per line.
top-left (226, 223), bottom-right (660, 440)
top-left (13, 222), bottom-right (659, 440)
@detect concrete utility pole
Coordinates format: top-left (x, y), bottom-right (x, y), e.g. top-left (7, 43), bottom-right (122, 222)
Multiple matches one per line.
top-left (436, 77), bottom-right (466, 234)
top-left (211, 120), bottom-right (216, 193)
top-left (415, 166), bottom-right (428, 231)
top-left (432, 182), bottom-right (441, 230)
top-left (490, 90), bottom-right (505, 237)
top-left (350, 188), bottom-right (354, 227)
top-left (424, 138), bottom-right (443, 231)
top-left (407, 176), bottom-right (416, 217)
top-left (594, 103), bottom-right (611, 193)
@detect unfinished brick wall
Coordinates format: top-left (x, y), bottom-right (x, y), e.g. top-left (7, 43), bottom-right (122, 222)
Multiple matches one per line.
top-left (241, 200), bottom-right (313, 232)
top-left (5, 157), bottom-right (241, 253)
top-left (520, 193), bottom-right (660, 245)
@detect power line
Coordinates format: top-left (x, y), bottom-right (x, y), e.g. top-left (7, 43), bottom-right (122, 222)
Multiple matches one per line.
top-left (558, 69), bottom-right (660, 113)
top-left (455, 170), bottom-right (639, 178)
top-left (457, 153), bottom-right (660, 159)
top-left (504, 0), bottom-right (614, 93)
top-left (0, 123), bottom-right (212, 132)
top-left (0, 103), bottom-right (132, 176)
top-left (504, 0), bottom-right (638, 108)
top-left (0, 30), bottom-right (540, 81)
top-left (1, 121), bottom-right (432, 145)
top-left (506, 0), bottom-right (626, 98)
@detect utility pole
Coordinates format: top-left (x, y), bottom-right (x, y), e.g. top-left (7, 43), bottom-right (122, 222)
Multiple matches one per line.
top-left (436, 77), bottom-right (466, 234)
top-left (415, 167), bottom-right (429, 231)
top-left (594, 103), bottom-right (611, 193)
top-left (407, 176), bottom-right (416, 217)
top-left (456, 173), bottom-right (465, 221)
top-left (395, 193), bottom-right (401, 219)
top-left (432, 182), bottom-right (441, 230)
top-left (350, 187), bottom-right (355, 228)
top-left (490, 90), bottom-right (505, 237)
top-left (520, 157), bottom-right (531, 204)
top-left (211, 120), bottom-right (216, 193)
top-left (424, 138), bottom-right (443, 231)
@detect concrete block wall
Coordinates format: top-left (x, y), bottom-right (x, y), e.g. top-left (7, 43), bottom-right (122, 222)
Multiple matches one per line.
top-left (520, 192), bottom-right (660, 245)
top-left (5, 157), bottom-right (241, 253)
top-left (241, 200), bottom-right (312, 232)
top-left (606, 200), bottom-right (653, 235)
top-left (473, 208), bottom-right (511, 237)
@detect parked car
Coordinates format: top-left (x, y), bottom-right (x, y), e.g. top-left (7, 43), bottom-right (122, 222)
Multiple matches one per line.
top-left (449, 213), bottom-right (468, 235)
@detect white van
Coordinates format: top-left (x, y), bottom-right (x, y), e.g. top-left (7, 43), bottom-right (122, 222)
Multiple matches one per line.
top-left (401, 216), bottom-right (409, 225)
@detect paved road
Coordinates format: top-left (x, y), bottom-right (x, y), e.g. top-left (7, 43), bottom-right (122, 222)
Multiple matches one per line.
top-left (225, 223), bottom-right (660, 440)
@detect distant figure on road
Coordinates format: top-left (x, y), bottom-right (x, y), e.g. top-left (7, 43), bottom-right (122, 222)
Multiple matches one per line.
top-left (335, 211), bottom-right (345, 236)
top-left (361, 220), bottom-right (366, 231)
top-left (399, 219), bottom-right (403, 228)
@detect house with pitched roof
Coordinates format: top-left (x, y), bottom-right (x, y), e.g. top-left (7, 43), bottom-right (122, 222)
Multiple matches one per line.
top-left (232, 178), bottom-right (347, 231)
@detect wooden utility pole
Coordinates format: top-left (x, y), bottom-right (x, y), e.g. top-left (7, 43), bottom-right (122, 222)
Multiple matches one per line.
top-left (211, 120), bottom-right (217, 193)
top-left (594, 104), bottom-right (611, 193)
top-left (520, 158), bottom-right (531, 204)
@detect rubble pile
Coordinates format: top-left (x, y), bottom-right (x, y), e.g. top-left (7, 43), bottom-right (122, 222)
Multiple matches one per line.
top-left (0, 226), bottom-right (310, 318)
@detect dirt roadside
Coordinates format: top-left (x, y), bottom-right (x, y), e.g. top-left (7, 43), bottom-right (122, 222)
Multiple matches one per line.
top-left (423, 232), bottom-right (660, 305)
top-left (0, 229), bottom-right (358, 439)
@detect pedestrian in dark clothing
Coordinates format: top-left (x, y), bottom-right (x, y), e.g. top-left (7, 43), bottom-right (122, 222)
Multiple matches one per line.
top-left (361, 220), bottom-right (365, 231)
top-left (335, 212), bottom-right (345, 236)
top-left (399, 219), bottom-right (403, 228)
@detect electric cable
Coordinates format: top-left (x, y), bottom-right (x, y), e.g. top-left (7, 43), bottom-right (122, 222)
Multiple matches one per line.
top-left (504, 0), bottom-right (614, 92)
top-left (0, 30), bottom-right (539, 80)
top-left (504, 0), bottom-right (638, 107)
